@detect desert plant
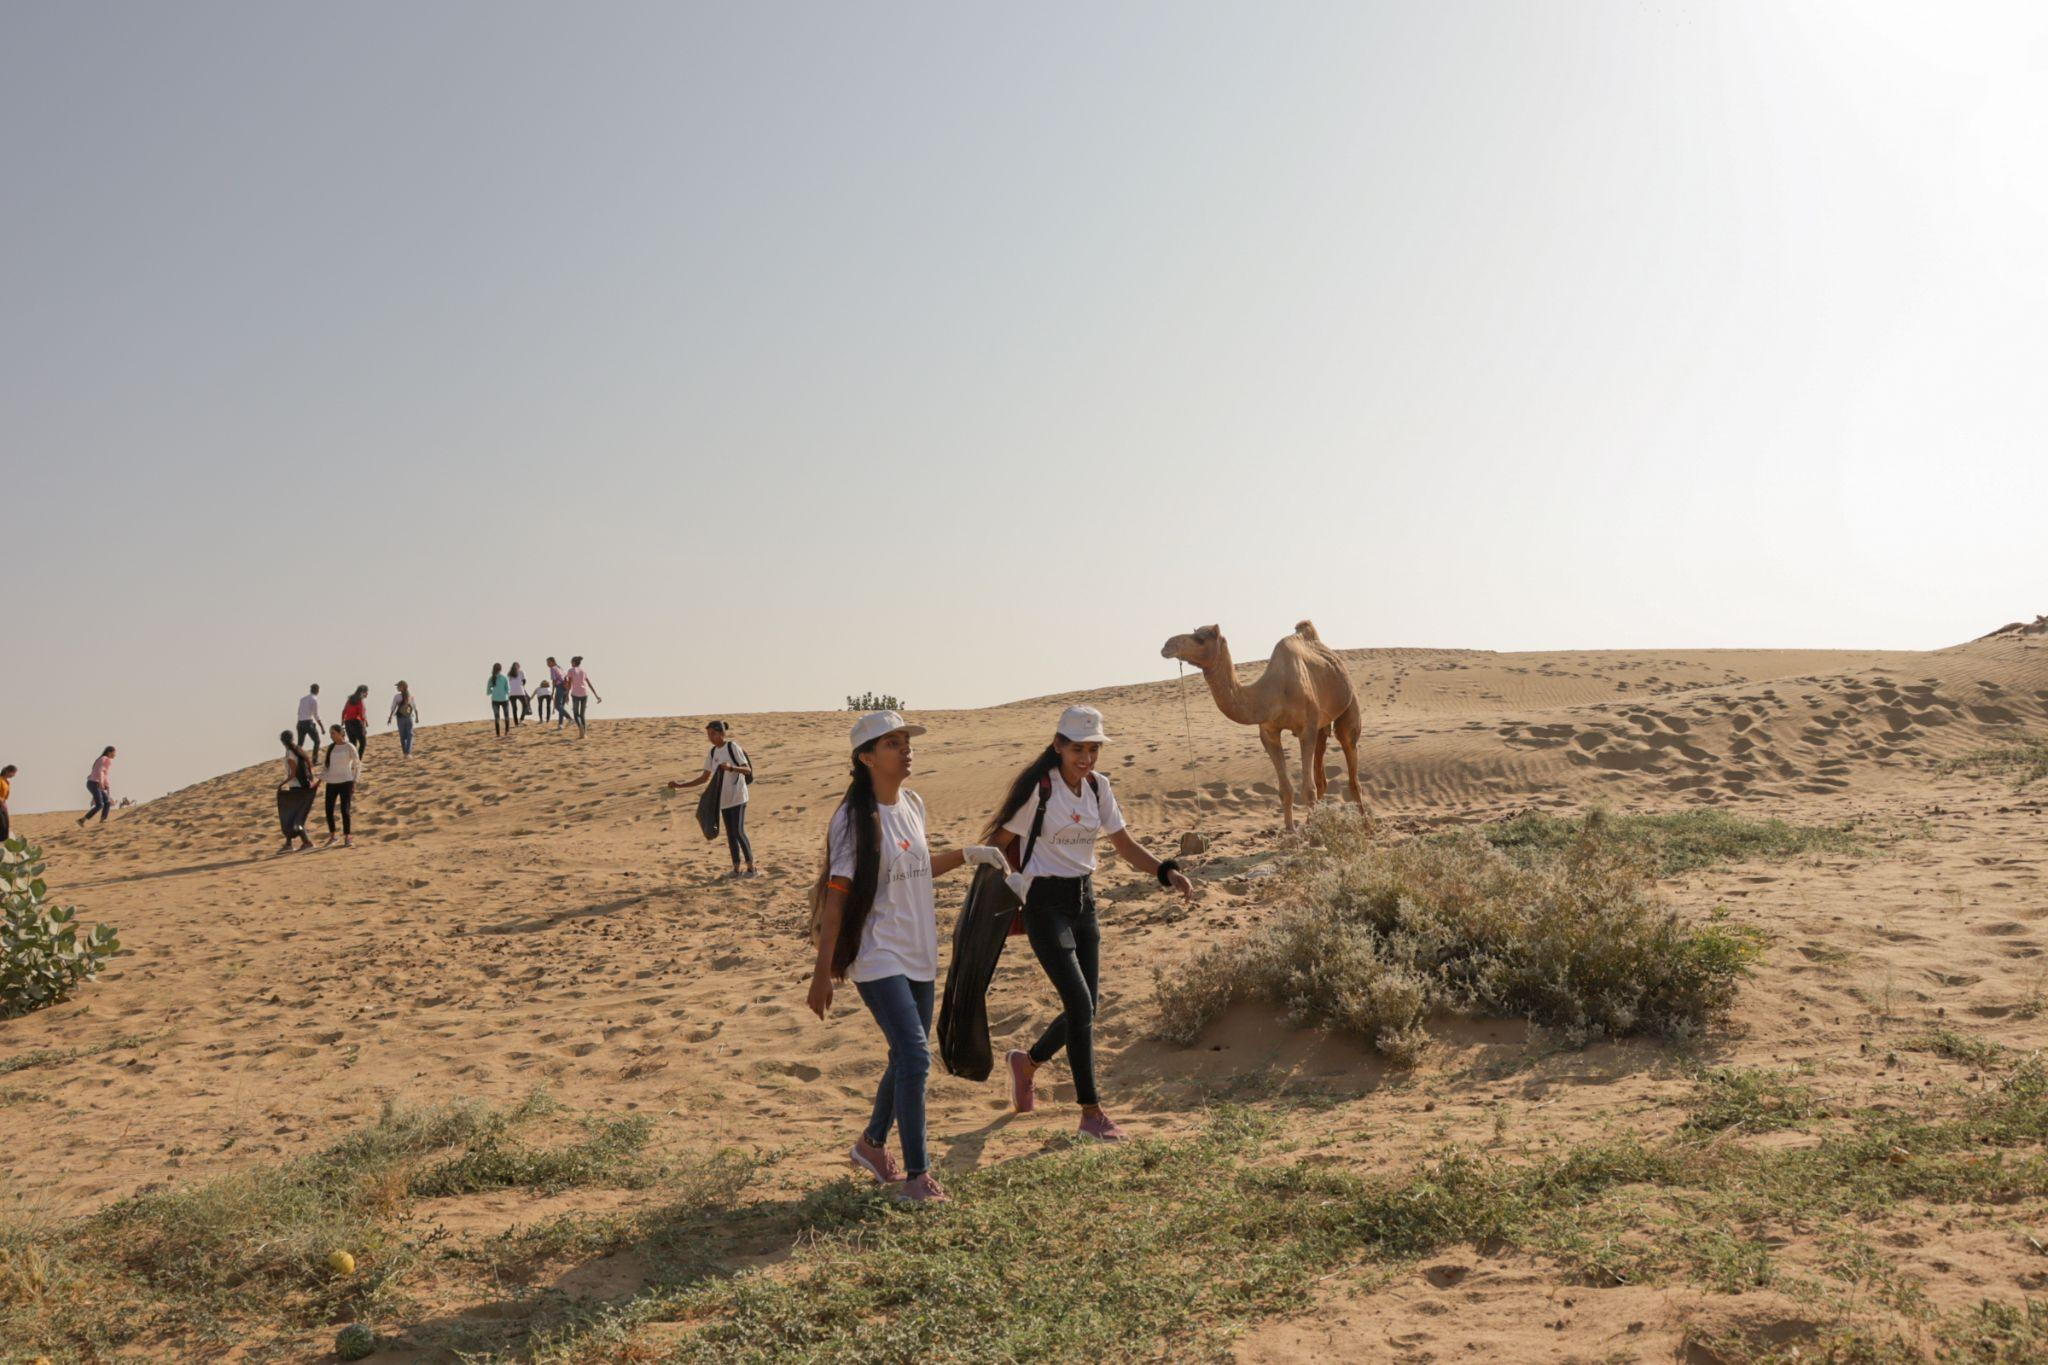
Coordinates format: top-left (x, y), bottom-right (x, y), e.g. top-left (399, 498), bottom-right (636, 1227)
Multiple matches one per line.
top-left (846, 691), bottom-right (905, 712)
top-left (1153, 808), bottom-right (1764, 1059)
top-left (2, 839), bottom-right (121, 1019)
top-left (1943, 736), bottom-right (2048, 790)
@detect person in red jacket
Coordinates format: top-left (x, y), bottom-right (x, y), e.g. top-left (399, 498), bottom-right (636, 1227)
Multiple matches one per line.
top-left (342, 686), bottom-right (370, 764)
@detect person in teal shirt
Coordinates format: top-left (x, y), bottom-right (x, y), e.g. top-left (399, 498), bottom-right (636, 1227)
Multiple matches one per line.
top-left (487, 663), bottom-right (513, 738)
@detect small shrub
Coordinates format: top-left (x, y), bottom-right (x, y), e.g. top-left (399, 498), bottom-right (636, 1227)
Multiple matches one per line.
top-left (1683, 1068), bottom-right (1822, 1135)
top-left (2, 840), bottom-right (121, 1018)
top-left (845, 692), bottom-right (905, 712)
top-left (1473, 806), bottom-right (1863, 877)
top-left (1913, 1025), bottom-right (2005, 1069)
top-left (1153, 809), bottom-right (1764, 1060)
top-left (407, 1113), bottom-right (654, 1196)
top-left (1943, 737), bottom-right (2048, 791)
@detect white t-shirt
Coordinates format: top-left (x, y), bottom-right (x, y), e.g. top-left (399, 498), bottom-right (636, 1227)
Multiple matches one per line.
top-left (703, 742), bottom-right (750, 809)
top-left (1002, 771), bottom-right (1125, 878)
top-left (322, 740), bottom-right (361, 784)
top-left (828, 791), bottom-right (937, 983)
top-left (508, 671), bottom-right (527, 698)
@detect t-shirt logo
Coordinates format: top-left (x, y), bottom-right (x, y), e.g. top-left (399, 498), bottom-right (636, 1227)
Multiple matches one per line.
top-left (898, 839), bottom-right (910, 850)
top-left (1070, 813), bottom-right (1081, 822)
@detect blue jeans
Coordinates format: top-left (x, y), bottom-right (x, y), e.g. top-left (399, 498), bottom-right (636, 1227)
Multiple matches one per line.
top-left (855, 974), bottom-right (935, 1177)
top-left (85, 780), bottom-right (111, 821)
top-left (396, 716), bottom-right (415, 756)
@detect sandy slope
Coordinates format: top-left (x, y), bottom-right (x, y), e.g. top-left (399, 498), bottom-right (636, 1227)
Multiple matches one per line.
top-left (4, 633), bottom-right (2045, 1359)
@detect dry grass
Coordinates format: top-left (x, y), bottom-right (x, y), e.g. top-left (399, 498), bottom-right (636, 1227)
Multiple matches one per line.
top-left (1153, 807), bottom-right (1766, 1061)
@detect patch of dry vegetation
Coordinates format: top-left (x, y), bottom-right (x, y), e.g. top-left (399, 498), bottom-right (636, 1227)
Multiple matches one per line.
top-left (1152, 808), bottom-right (1767, 1061)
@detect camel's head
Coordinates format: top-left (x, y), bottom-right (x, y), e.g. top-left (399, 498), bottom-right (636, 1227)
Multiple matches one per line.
top-left (1160, 624), bottom-right (1225, 669)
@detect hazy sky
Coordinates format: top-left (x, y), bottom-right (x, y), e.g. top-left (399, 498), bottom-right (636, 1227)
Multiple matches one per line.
top-left (4, 2), bottom-right (2043, 812)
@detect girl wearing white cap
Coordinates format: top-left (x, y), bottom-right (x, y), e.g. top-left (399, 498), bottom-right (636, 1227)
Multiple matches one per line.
top-left (982, 704), bottom-right (1193, 1141)
top-left (806, 710), bottom-right (1007, 1203)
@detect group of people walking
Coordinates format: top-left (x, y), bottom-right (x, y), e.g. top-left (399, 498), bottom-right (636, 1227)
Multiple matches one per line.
top-left (489, 657), bottom-right (600, 739)
top-left (278, 680), bottom-right (423, 851)
top-left (25, 679), bottom-right (1191, 1210)
top-left (807, 704), bottom-right (1194, 1203)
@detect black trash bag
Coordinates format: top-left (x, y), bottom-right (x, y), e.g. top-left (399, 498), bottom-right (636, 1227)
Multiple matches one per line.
top-left (696, 775), bottom-right (723, 840)
top-left (938, 864), bottom-right (1023, 1080)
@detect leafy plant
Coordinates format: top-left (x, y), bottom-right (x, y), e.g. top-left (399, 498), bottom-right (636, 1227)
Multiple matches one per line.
top-left (2, 839), bottom-right (121, 1018)
top-left (846, 692), bottom-right (906, 712)
top-left (1153, 808), bottom-right (1765, 1059)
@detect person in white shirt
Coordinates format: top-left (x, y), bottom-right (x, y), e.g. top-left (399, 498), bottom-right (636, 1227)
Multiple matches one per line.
top-left (983, 705), bottom-right (1194, 1143)
top-left (296, 685), bottom-right (324, 752)
top-left (321, 723), bottom-right (361, 848)
top-left (804, 711), bottom-right (1006, 1204)
top-left (507, 663), bottom-right (529, 726)
top-left (666, 720), bottom-right (757, 877)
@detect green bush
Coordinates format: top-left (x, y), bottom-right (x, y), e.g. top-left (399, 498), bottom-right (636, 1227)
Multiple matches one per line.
top-left (2, 839), bottom-right (121, 1018)
top-left (1153, 808), bottom-right (1764, 1060)
top-left (846, 691), bottom-right (905, 712)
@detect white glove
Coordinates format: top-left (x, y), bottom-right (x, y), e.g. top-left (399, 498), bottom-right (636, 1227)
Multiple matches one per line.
top-left (963, 845), bottom-right (1007, 870)
top-left (1004, 871), bottom-right (1034, 904)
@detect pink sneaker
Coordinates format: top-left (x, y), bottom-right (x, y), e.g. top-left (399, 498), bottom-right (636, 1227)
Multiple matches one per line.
top-left (849, 1137), bottom-right (902, 1184)
top-left (1007, 1050), bottom-right (1037, 1114)
top-left (1079, 1109), bottom-right (1126, 1142)
top-left (895, 1171), bottom-right (949, 1203)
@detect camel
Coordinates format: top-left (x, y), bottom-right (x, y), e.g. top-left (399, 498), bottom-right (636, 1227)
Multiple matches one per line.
top-left (1160, 620), bottom-right (1364, 831)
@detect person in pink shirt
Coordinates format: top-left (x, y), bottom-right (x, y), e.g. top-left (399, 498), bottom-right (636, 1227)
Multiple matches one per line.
top-left (78, 746), bottom-right (115, 826)
top-left (562, 655), bottom-right (602, 739)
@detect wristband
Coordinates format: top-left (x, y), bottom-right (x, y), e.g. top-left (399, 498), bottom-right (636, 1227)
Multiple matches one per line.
top-left (1156, 857), bottom-right (1181, 887)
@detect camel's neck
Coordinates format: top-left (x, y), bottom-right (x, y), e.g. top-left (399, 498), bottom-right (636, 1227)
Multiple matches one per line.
top-left (1200, 647), bottom-right (1265, 725)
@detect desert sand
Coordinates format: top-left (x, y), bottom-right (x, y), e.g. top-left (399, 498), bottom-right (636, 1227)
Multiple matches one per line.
top-left (4, 628), bottom-right (2045, 1360)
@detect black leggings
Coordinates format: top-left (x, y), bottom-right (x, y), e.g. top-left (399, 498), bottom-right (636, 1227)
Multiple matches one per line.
top-left (325, 781), bottom-right (354, 836)
top-left (345, 718), bottom-right (367, 760)
top-left (492, 700), bottom-right (512, 736)
top-left (572, 694), bottom-right (588, 731)
top-left (722, 802), bottom-right (754, 868)
top-left (538, 694), bottom-right (552, 721)
top-left (1023, 877), bottom-right (1101, 1107)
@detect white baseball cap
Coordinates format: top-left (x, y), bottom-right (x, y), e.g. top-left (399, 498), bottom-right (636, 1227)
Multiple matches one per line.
top-left (849, 710), bottom-right (927, 751)
top-left (1056, 704), bottom-right (1110, 744)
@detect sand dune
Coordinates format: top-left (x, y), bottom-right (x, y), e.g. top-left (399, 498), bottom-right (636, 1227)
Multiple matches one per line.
top-left (4, 631), bottom-right (2045, 1358)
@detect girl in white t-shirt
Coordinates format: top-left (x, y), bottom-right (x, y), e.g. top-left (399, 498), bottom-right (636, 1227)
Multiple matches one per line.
top-left (983, 705), bottom-right (1194, 1142)
top-left (805, 711), bottom-right (1006, 1204)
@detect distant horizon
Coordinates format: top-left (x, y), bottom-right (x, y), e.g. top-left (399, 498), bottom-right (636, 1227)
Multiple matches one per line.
top-left (4, 615), bottom-right (2014, 815)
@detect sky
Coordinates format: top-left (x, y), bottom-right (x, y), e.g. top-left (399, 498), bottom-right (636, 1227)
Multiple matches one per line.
top-left (3, 2), bottom-right (2043, 812)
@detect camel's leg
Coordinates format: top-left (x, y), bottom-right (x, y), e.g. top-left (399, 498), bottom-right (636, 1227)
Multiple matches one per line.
top-left (1311, 725), bottom-right (1331, 801)
top-left (1336, 699), bottom-right (1365, 813)
top-left (1259, 726), bottom-right (1295, 830)
top-left (1297, 726), bottom-right (1321, 814)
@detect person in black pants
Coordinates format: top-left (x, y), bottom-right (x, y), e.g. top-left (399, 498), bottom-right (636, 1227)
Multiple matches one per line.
top-left (343, 685), bottom-right (370, 764)
top-left (321, 723), bottom-right (360, 848)
top-left (980, 705), bottom-right (1193, 1143)
top-left (274, 732), bottom-right (317, 854)
top-left (296, 684), bottom-right (324, 752)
